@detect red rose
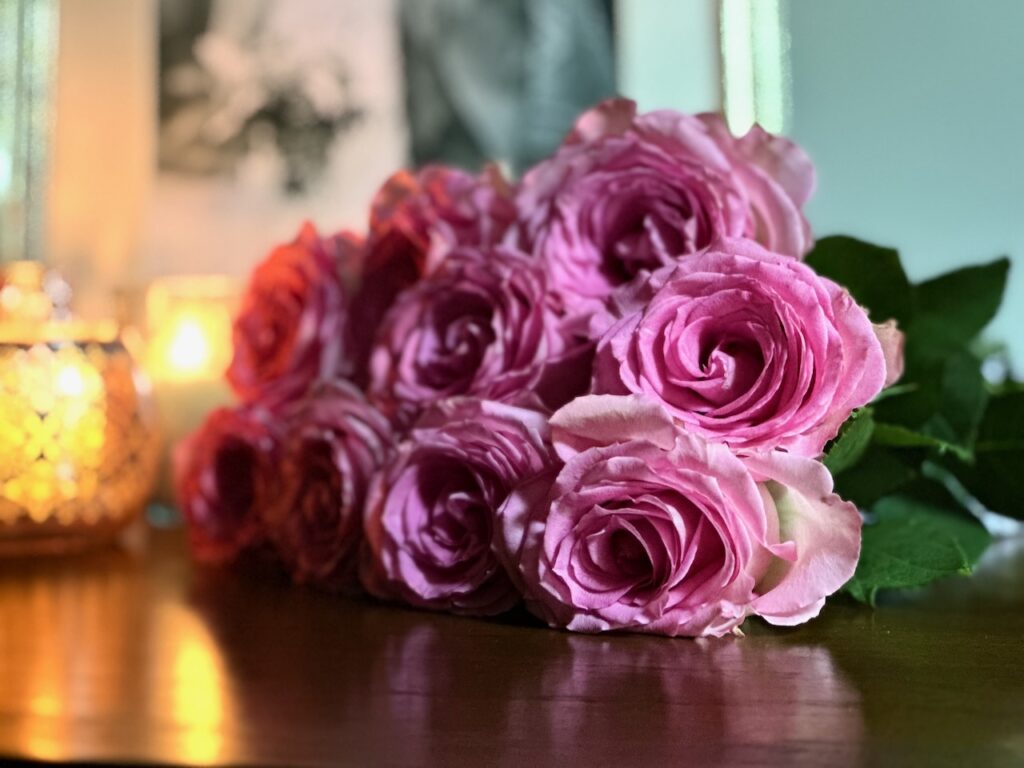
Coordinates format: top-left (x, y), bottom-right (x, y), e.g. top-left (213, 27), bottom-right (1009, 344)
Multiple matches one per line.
top-left (265, 382), bottom-right (393, 590)
top-left (227, 221), bottom-right (359, 405)
top-left (174, 405), bottom-right (281, 562)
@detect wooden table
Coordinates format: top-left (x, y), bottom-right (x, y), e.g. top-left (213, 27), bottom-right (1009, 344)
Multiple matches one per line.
top-left (1, 526), bottom-right (1023, 767)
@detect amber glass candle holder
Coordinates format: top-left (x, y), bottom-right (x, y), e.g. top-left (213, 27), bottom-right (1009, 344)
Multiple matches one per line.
top-left (0, 322), bottom-right (160, 555)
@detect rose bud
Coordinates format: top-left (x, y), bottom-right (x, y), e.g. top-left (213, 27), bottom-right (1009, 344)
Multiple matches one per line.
top-left (497, 395), bottom-right (861, 637)
top-left (174, 405), bottom-right (281, 563)
top-left (361, 398), bottom-right (555, 615)
top-left (515, 97), bottom-right (815, 314)
top-left (593, 237), bottom-right (903, 457)
top-left (266, 382), bottom-right (392, 591)
top-left (227, 221), bottom-right (359, 406)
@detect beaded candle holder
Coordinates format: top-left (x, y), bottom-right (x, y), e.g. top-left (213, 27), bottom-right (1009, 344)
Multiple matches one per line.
top-left (0, 265), bottom-right (159, 554)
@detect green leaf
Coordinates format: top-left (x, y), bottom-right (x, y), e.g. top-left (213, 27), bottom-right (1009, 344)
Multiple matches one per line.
top-left (824, 409), bottom-right (875, 474)
top-left (873, 349), bottom-right (988, 450)
top-left (804, 236), bottom-right (913, 324)
top-left (930, 349), bottom-right (989, 447)
top-left (950, 389), bottom-right (1024, 519)
top-left (871, 382), bottom-right (918, 402)
top-left (908, 258), bottom-right (1010, 357)
top-left (845, 486), bottom-right (992, 604)
top-left (833, 446), bottom-right (921, 509)
top-left (872, 422), bottom-right (972, 462)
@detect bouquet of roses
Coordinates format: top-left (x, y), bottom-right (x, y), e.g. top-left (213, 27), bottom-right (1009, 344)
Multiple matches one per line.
top-left (176, 99), bottom-right (1020, 637)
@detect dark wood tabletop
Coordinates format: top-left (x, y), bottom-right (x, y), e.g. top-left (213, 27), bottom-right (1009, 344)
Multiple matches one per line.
top-left (1, 524), bottom-right (1023, 767)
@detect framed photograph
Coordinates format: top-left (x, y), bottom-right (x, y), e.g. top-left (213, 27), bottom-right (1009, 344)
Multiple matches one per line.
top-left (142, 0), bottom-right (407, 279)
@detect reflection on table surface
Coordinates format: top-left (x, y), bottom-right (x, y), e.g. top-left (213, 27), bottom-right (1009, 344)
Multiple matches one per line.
top-left (1, 528), bottom-right (1023, 767)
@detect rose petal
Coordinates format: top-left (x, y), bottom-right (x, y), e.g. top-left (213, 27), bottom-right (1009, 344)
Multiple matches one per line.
top-left (742, 451), bottom-right (862, 626)
top-left (549, 394), bottom-right (677, 460)
top-left (874, 319), bottom-right (906, 388)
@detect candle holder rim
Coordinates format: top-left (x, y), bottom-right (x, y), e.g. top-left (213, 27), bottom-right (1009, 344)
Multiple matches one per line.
top-left (0, 319), bottom-right (121, 346)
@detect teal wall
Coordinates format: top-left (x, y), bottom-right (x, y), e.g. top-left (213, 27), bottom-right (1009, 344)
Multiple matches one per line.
top-left (786, 0), bottom-right (1023, 368)
top-left (615, 0), bottom-right (719, 115)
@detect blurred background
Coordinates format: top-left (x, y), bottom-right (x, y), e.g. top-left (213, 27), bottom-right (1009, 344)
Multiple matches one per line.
top-left (1, 0), bottom-right (1021, 363)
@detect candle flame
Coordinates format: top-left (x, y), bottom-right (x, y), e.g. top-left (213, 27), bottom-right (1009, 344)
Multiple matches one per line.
top-left (167, 318), bottom-right (213, 374)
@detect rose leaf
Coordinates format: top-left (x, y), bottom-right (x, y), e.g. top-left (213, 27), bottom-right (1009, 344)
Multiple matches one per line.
top-left (947, 389), bottom-right (1024, 520)
top-left (871, 422), bottom-right (972, 462)
top-left (844, 486), bottom-right (992, 605)
top-left (873, 348), bottom-right (988, 451)
top-left (907, 257), bottom-right (1010, 360)
top-left (824, 408), bottom-right (875, 475)
top-left (804, 235), bottom-right (913, 325)
top-left (832, 446), bottom-right (922, 510)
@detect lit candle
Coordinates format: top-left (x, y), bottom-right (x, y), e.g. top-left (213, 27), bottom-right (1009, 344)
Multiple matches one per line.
top-left (143, 275), bottom-right (238, 499)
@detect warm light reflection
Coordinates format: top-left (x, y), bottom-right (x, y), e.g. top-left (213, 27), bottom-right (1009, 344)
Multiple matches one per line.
top-left (145, 276), bottom-right (236, 383)
top-left (162, 604), bottom-right (229, 766)
top-left (0, 549), bottom-right (141, 762)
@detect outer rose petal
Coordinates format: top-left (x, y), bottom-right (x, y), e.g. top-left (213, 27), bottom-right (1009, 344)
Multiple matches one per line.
top-left (493, 466), bottom-right (565, 626)
top-left (697, 114), bottom-right (815, 256)
top-left (874, 319), bottom-right (906, 388)
top-left (742, 451), bottom-right (862, 626)
top-left (565, 98), bottom-right (638, 144)
top-left (735, 123), bottom-right (817, 207)
top-left (549, 394), bottom-right (677, 460)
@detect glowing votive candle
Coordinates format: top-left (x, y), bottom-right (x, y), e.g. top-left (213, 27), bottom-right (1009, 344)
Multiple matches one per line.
top-left (143, 276), bottom-right (239, 498)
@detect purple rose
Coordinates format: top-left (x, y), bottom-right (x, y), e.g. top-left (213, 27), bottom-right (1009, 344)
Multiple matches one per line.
top-left (350, 165), bottom-right (516, 377)
top-left (515, 98), bottom-right (814, 313)
top-left (497, 395), bottom-right (861, 637)
top-left (367, 246), bottom-right (585, 426)
top-left (593, 238), bottom-right (902, 456)
top-left (174, 405), bottom-right (281, 563)
top-left (265, 382), bottom-right (392, 590)
top-left (360, 398), bottom-right (555, 615)
top-left (228, 222), bottom-right (358, 405)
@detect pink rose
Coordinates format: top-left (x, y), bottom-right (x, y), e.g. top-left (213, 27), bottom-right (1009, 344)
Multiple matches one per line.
top-left (174, 405), bottom-right (281, 563)
top-left (228, 222), bottom-right (358, 405)
top-left (593, 238), bottom-right (901, 456)
top-left (350, 165), bottom-right (516, 375)
top-left (516, 98), bottom-right (814, 313)
top-left (361, 398), bottom-right (554, 615)
top-left (367, 246), bottom-right (585, 426)
top-left (265, 382), bottom-right (392, 590)
top-left (497, 395), bottom-right (861, 637)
